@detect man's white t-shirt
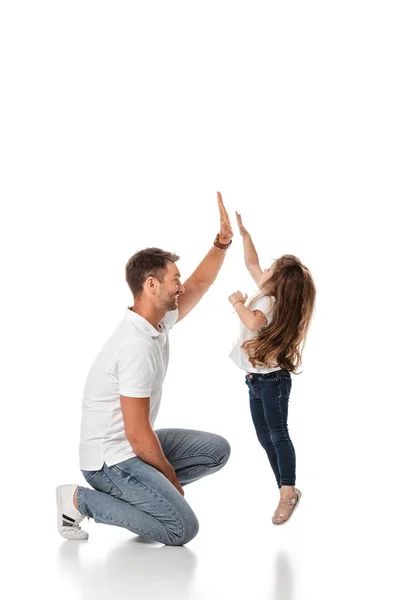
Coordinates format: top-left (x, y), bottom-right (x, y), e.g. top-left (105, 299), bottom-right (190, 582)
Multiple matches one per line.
top-left (79, 307), bottom-right (179, 471)
top-left (229, 289), bottom-right (281, 374)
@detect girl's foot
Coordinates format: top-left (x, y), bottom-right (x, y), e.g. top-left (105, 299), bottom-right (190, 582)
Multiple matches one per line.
top-left (272, 488), bottom-right (302, 526)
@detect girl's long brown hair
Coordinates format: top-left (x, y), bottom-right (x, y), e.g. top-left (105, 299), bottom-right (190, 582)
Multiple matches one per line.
top-left (242, 254), bottom-right (316, 373)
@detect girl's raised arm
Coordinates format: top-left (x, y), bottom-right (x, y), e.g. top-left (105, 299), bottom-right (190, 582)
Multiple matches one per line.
top-left (235, 211), bottom-right (263, 286)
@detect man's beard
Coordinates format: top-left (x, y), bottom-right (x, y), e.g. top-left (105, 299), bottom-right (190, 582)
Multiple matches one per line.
top-left (160, 290), bottom-right (179, 311)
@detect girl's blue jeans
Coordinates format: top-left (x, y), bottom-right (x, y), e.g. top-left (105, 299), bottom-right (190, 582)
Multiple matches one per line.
top-left (246, 370), bottom-right (296, 488)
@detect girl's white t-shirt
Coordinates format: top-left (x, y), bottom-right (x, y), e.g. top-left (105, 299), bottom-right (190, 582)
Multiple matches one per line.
top-left (229, 289), bottom-right (281, 374)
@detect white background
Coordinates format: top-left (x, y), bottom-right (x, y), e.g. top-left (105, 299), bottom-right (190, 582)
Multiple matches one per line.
top-left (1, 2), bottom-right (399, 599)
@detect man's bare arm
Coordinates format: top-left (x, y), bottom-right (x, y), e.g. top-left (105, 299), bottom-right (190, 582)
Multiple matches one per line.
top-left (177, 244), bottom-right (228, 322)
top-left (176, 191), bottom-right (233, 323)
top-left (120, 395), bottom-right (184, 495)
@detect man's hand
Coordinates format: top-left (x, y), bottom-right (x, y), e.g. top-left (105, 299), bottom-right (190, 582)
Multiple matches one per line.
top-left (175, 191), bottom-right (233, 325)
top-left (235, 211), bottom-right (250, 238)
top-left (217, 191), bottom-right (233, 244)
top-left (229, 290), bottom-right (248, 307)
top-left (166, 469), bottom-right (185, 496)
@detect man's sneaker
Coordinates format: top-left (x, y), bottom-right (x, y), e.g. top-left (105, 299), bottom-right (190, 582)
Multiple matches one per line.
top-left (56, 485), bottom-right (89, 540)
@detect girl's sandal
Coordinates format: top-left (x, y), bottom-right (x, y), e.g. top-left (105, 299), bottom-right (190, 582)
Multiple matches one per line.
top-left (272, 488), bottom-right (302, 526)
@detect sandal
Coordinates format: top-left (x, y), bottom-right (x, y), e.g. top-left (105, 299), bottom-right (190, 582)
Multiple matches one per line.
top-left (272, 488), bottom-right (302, 526)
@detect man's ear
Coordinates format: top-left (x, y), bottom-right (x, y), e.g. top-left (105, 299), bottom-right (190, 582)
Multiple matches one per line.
top-left (144, 276), bottom-right (156, 294)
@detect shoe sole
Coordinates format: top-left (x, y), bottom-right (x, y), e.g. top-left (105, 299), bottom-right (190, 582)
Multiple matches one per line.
top-left (273, 488), bottom-right (302, 527)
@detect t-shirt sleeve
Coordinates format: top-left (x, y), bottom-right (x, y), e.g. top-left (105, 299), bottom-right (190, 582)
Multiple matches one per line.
top-left (161, 308), bottom-right (179, 331)
top-left (252, 295), bottom-right (274, 324)
top-left (117, 339), bottom-right (158, 397)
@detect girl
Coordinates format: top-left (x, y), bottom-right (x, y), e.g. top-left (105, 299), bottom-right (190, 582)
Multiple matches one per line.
top-left (229, 211), bottom-right (316, 526)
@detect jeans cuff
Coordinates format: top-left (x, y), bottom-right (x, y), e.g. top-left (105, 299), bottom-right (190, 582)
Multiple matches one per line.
top-left (77, 486), bottom-right (91, 517)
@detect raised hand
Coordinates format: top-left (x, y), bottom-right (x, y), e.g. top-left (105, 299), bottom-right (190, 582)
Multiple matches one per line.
top-left (217, 191), bottom-right (233, 244)
top-left (235, 211), bottom-right (249, 237)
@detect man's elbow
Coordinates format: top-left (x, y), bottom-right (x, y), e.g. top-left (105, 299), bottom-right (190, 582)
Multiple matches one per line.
top-left (125, 425), bottom-right (153, 449)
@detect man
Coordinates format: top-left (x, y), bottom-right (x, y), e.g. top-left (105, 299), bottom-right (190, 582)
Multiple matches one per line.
top-left (56, 192), bottom-right (233, 546)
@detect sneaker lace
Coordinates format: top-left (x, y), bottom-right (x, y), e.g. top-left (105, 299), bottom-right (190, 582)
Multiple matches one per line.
top-left (72, 513), bottom-right (85, 528)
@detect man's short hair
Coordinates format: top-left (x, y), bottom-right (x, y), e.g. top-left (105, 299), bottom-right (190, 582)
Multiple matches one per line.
top-left (125, 247), bottom-right (180, 296)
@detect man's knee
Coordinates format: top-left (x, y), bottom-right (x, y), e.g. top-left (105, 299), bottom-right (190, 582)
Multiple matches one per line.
top-left (215, 435), bottom-right (231, 467)
top-left (180, 511), bottom-right (200, 545)
top-left (166, 510), bottom-right (199, 546)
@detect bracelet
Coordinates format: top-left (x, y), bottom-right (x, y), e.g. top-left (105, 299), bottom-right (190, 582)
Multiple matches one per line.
top-left (214, 233), bottom-right (232, 250)
top-left (233, 300), bottom-right (243, 308)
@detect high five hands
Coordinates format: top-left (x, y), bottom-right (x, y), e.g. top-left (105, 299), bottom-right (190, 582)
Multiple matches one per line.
top-left (215, 193), bottom-right (248, 309)
top-left (217, 191), bottom-right (233, 245)
top-left (235, 210), bottom-right (249, 238)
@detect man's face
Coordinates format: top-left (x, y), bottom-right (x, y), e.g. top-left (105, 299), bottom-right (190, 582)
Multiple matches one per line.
top-left (158, 262), bottom-right (185, 311)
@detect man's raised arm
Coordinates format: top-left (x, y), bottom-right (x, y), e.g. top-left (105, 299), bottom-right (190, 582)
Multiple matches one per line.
top-left (176, 192), bottom-right (233, 323)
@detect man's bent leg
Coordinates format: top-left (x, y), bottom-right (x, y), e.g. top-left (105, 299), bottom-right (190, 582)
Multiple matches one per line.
top-left (78, 459), bottom-right (199, 545)
top-left (155, 429), bottom-right (231, 485)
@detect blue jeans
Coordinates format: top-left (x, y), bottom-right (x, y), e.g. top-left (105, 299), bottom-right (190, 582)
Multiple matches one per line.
top-left (246, 370), bottom-right (296, 488)
top-left (77, 428), bottom-right (230, 546)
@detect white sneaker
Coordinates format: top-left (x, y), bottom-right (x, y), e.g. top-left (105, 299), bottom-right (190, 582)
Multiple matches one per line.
top-left (56, 485), bottom-right (89, 540)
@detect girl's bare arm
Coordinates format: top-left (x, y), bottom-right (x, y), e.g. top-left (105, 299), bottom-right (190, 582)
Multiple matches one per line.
top-left (235, 211), bottom-right (263, 285)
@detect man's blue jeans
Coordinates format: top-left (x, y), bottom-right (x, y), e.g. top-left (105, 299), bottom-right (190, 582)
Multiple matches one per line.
top-left (77, 428), bottom-right (230, 546)
top-left (246, 370), bottom-right (296, 488)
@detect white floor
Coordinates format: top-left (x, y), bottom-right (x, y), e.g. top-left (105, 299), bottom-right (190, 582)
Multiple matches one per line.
top-left (6, 345), bottom-right (399, 600)
top-left (6, 314), bottom-right (399, 599)
top-left (6, 460), bottom-right (395, 600)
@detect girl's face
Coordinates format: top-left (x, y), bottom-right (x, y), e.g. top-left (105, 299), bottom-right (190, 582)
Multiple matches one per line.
top-left (259, 260), bottom-right (276, 288)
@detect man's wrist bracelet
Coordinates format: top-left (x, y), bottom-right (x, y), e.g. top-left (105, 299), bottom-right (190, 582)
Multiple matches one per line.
top-left (214, 233), bottom-right (232, 249)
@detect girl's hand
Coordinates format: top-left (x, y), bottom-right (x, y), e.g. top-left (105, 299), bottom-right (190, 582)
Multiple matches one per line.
top-left (217, 192), bottom-right (233, 244)
top-left (235, 211), bottom-right (249, 237)
top-left (229, 291), bottom-right (248, 307)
